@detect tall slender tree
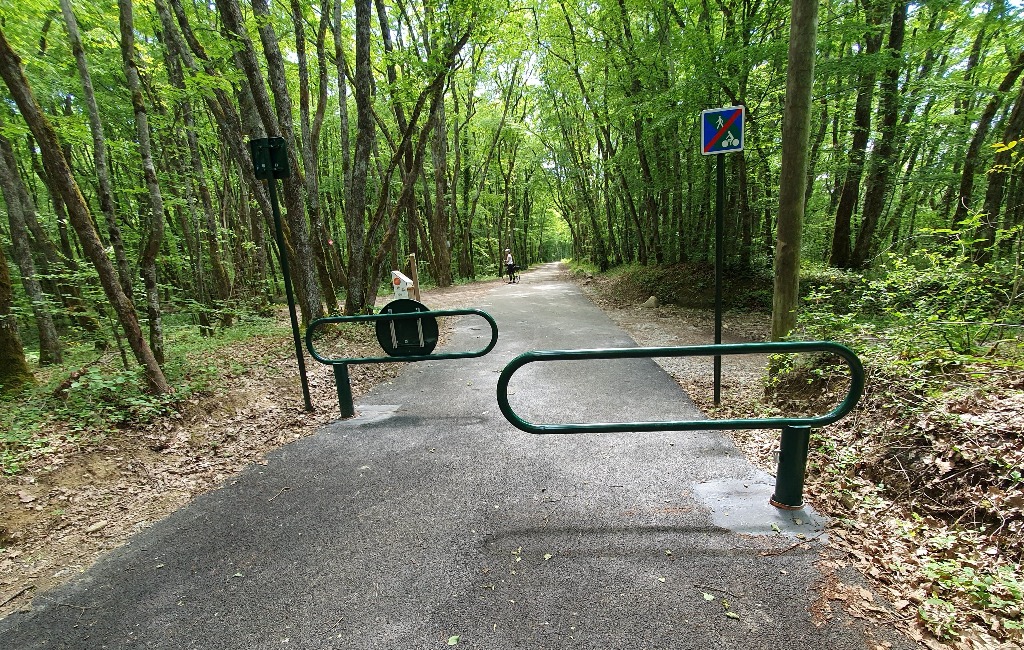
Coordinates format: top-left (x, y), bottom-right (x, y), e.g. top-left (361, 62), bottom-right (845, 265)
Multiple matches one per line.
top-left (0, 228), bottom-right (33, 394)
top-left (0, 26), bottom-right (171, 393)
top-left (772, 0), bottom-right (819, 341)
top-left (118, 0), bottom-right (167, 364)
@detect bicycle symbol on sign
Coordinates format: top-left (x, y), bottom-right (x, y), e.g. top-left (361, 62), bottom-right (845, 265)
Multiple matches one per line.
top-left (720, 131), bottom-right (740, 148)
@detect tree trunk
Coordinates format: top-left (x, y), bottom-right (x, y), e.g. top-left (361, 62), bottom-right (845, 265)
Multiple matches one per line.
top-left (118, 0), bottom-right (166, 365)
top-left (333, 0), bottom-right (353, 215)
top-left (430, 89), bottom-right (453, 286)
top-left (167, 0), bottom-right (274, 303)
top-left (0, 134), bottom-right (62, 364)
top-left (154, 0), bottom-right (232, 315)
top-left (215, 0), bottom-right (318, 323)
top-left (289, 0), bottom-right (338, 313)
top-left (345, 0), bottom-right (374, 315)
top-left (59, 0), bottom-right (134, 303)
top-left (251, 0), bottom-right (326, 323)
top-left (772, 0), bottom-right (818, 341)
top-left (0, 27), bottom-right (170, 393)
top-left (951, 49), bottom-right (1024, 230)
top-left (976, 81), bottom-right (1024, 262)
top-left (828, 0), bottom-right (884, 269)
top-left (851, 1), bottom-right (908, 267)
top-left (0, 232), bottom-right (34, 395)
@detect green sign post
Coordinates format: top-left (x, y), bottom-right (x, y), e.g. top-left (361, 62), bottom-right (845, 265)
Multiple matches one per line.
top-left (700, 106), bottom-right (745, 405)
top-left (249, 137), bottom-right (312, 412)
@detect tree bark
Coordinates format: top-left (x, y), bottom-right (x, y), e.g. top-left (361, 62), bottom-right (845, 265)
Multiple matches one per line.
top-left (154, 0), bottom-right (232, 312)
top-left (828, 0), bottom-right (884, 269)
top-left (851, 0), bottom-right (908, 267)
top-left (289, 0), bottom-right (338, 313)
top-left (951, 48), bottom-right (1024, 230)
top-left (215, 0), bottom-right (319, 323)
top-left (118, 0), bottom-right (167, 365)
top-left (0, 229), bottom-right (34, 395)
top-left (59, 0), bottom-right (134, 303)
top-left (772, 0), bottom-right (818, 341)
top-left (0, 27), bottom-right (170, 393)
top-left (0, 134), bottom-right (62, 365)
top-left (430, 85), bottom-right (453, 286)
top-left (977, 81), bottom-right (1024, 262)
top-left (252, 0), bottom-right (327, 322)
top-left (333, 0), bottom-right (353, 215)
top-left (345, 0), bottom-right (374, 315)
top-left (166, 0), bottom-right (273, 302)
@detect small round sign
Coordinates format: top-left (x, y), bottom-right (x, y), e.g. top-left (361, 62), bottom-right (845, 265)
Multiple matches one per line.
top-left (375, 299), bottom-right (438, 357)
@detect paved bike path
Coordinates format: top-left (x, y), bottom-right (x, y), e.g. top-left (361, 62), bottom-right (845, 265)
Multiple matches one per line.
top-left (1, 264), bottom-right (901, 649)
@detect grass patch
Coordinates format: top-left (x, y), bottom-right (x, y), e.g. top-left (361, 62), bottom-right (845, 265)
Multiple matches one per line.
top-left (0, 315), bottom-right (289, 475)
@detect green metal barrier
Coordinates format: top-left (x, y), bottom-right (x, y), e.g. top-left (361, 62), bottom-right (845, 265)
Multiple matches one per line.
top-left (306, 308), bottom-right (498, 417)
top-left (496, 341), bottom-right (864, 510)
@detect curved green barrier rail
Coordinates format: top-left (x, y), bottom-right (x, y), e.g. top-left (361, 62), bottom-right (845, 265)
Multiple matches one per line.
top-left (307, 308), bottom-right (498, 417)
top-left (496, 341), bottom-right (864, 509)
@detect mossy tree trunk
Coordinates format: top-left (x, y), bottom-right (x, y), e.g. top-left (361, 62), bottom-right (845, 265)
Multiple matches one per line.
top-left (0, 233), bottom-right (35, 395)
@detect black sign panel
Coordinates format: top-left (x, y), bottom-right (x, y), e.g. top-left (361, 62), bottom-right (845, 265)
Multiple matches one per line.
top-left (375, 299), bottom-right (439, 357)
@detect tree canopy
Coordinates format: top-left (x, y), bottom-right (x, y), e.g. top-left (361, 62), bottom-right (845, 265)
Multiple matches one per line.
top-left (1, 0), bottom-right (1023, 388)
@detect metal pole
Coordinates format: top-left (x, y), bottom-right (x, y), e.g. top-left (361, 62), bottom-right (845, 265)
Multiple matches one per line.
top-left (714, 153), bottom-right (724, 405)
top-left (407, 253), bottom-right (421, 302)
top-left (333, 363), bottom-right (354, 418)
top-left (267, 177), bottom-right (313, 412)
top-left (770, 425), bottom-right (811, 509)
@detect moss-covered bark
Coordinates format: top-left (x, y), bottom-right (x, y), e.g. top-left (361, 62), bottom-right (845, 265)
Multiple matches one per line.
top-left (0, 239), bottom-right (34, 395)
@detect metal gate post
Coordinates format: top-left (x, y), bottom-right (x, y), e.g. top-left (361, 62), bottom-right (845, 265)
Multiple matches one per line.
top-left (770, 425), bottom-right (812, 510)
top-left (333, 363), bottom-right (354, 418)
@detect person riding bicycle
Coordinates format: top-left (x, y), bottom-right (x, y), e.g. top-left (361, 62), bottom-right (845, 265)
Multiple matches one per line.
top-left (504, 249), bottom-right (515, 283)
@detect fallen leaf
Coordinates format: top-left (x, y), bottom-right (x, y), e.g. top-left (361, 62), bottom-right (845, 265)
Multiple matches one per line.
top-left (86, 521), bottom-right (108, 534)
top-left (725, 612), bottom-right (740, 620)
top-left (447, 635), bottom-right (460, 645)
top-left (17, 491), bottom-right (36, 504)
top-left (543, 554), bottom-right (553, 561)
top-left (658, 577), bottom-right (666, 583)
top-left (703, 593), bottom-right (715, 601)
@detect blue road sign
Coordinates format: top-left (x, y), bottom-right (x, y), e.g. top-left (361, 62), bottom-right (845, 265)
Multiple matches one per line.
top-left (701, 106), bottom-right (745, 155)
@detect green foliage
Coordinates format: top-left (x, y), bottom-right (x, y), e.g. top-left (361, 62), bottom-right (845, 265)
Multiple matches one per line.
top-left (799, 251), bottom-right (1023, 359)
top-left (788, 250), bottom-right (1024, 643)
top-left (923, 560), bottom-right (1023, 626)
top-left (583, 263), bottom-right (774, 311)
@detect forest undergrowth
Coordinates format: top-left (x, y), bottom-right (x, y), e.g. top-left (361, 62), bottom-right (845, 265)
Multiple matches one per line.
top-left (581, 254), bottom-right (1024, 649)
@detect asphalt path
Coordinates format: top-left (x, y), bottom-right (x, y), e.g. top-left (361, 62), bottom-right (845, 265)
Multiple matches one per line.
top-left (1, 263), bottom-right (902, 649)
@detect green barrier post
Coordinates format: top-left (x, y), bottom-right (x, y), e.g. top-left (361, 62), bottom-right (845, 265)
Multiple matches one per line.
top-left (334, 363), bottom-right (354, 418)
top-left (771, 425), bottom-right (811, 510)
